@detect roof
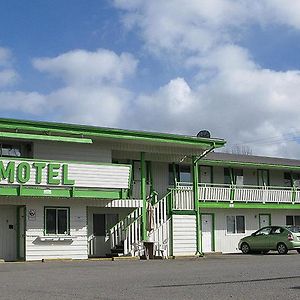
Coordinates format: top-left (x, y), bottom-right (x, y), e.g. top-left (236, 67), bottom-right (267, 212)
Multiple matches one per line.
top-left (203, 152), bottom-right (300, 171)
top-left (0, 118), bottom-right (226, 149)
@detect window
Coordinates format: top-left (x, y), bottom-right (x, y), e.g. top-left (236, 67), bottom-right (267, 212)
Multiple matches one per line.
top-left (169, 164), bottom-right (192, 185)
top-left (286, 215), bottom-right (300, 226)
top-left (224, 168), bottom-right (243, 185)
top-left (226, 216), bottom-right (245, 234)
top-left (270, 227), bottom-right (284, 235)
top-left (255, 227), bottom-right (272, 236)
top-left (284, 172), bottom-right (292, 187)
top-left (0, 142), bottom-right (32, 158)
top-left (45, 207), bottom-right (69, 235)
top-left (258, 169), bottom-right (269, 186)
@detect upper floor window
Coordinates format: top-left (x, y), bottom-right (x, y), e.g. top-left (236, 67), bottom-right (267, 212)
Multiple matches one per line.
top-left (168, 164), bottom-right (191, 185)
top-left (257, 169), bottom-right (269, 186)
top-left (0, 142), bottom-right (32, 158)
top-left (224, 168), bottom-right (243, 185)
top-left (284, 172), bottom-right (300, 187)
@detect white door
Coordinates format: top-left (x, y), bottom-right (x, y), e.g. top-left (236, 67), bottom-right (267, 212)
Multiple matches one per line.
top-left (201, 214), bottom-right (213, 253)
top-left (259, 214), bottom-right (271, 228)
top-left (18, 206), bottom-right (25, 260)
top-left (0, 206), bottom-right (17, 261)
top-left (89, 214), bottom-right (119, 257)
top-left (200, 166), bottom-right (212, 184)
top-left (132, 161), bottom-right (151, 199)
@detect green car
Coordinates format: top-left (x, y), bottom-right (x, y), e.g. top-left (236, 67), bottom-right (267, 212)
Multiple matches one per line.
top-left (238, 226), bottom-right (300, 255)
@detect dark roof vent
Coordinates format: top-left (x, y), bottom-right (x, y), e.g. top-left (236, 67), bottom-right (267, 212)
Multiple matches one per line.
top-left (197, 130), bottom-right (211, 139)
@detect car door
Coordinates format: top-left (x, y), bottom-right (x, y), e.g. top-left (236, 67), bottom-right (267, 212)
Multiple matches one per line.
top-left (250, 227), bottom-right (272, 250)
top-left (268, 227), bottom-right (285, 250)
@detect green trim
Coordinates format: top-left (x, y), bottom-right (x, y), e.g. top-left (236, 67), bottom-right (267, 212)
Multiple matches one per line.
top-left (258, 213), bottom-right (271, 227)
top-left (199, 202), bottom-right (300, 210)
top-left (0, 185), bottom-right (127, 199)
top-left (172, 210), bottom-right (196, 215)
top-left (0, 131), bottom-right (92, 144)
top-left (140, 152), bottom-right (147, 241)
top-left (203, 158), bottom-right (300, 172)
top-left (192, 156), bottom-right (201, 255)
top-left (16, 206), bottom-right (20, 260)
top-left (0, 118), bottom-right (225, 149)
top-left (200, 213), bottom-right (216, 252)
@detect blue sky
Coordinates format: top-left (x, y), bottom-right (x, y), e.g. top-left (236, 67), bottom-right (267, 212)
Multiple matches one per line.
top-left (1, 0), bottom-right (300, 158)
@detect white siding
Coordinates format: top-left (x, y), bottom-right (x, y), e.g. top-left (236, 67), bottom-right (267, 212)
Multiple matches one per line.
top-left (34, 141), bottom-right (111, 163)
top-left (172, 215), bottom-right (196, 256)
top-left (0, 197), bottom-right (141, 261)
top-left (201, 208), bottom-right (300, 253)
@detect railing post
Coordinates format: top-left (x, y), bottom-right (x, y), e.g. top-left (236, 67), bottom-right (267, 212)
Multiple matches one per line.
top-left (230, 184), bottom-right (235, 203)
top-left (140, 152), bottom-right (147, 241)
top-left (292, 186), bottom-right (296, 204)
top-left (192, 156), bottom-right (201, 255)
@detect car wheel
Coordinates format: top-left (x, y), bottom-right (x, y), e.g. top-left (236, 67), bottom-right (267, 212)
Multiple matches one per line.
top-left (296, 249), bottom-right (300, 254)
top-left (277, 243), bottom-right (288, 255)
top-left (241, 243), bottom-right (250, 254)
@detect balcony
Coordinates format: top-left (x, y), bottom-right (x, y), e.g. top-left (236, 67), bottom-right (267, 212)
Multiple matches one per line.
top-left (172, 183), bottom-right (300, 210)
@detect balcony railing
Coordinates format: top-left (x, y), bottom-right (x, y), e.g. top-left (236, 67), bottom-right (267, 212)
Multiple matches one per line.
top-left (172, 182), bottom-right (300, 210)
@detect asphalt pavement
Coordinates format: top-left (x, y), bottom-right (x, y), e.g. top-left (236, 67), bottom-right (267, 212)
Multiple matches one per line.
top-left (0, 253), bottom-right (299, 299)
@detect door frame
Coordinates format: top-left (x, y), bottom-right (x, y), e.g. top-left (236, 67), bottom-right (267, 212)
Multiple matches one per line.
top-left (258, 213), bottom-right (271, 228)
top-left (200, 213), bottom-right (215, 253)
top-left (16, 205), bottom-right (26, 261)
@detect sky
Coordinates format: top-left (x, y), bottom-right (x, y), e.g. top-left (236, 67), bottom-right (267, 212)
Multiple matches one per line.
top-left (1, 1), bottom-right (300, 158)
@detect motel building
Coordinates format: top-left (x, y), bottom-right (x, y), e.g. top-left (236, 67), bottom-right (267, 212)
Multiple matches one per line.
top-left (0, 118), bottom-right (300, 261)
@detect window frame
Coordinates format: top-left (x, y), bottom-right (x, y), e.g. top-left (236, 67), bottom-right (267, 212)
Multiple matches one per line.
top-left (44, 206), bottom-right (70, 236)
top-left (226, 215), bottom-right (246, 235)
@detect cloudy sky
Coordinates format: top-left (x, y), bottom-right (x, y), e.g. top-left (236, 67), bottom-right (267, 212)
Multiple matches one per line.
top-left (1, 1), bottom-right (300, 158)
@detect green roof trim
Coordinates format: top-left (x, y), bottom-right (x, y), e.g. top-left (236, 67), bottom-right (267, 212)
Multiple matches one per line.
top-left (0, 118), bottom-right (226, 149)
top-left (202, 158), bottom-right (300, 171)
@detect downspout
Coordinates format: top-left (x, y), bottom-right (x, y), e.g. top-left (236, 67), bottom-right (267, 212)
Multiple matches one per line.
top-left (193, 143), bottom-right (216, 255)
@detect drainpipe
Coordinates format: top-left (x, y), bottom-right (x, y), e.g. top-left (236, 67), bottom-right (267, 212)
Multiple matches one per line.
top-left (193, 143), bottom-right (216, 255)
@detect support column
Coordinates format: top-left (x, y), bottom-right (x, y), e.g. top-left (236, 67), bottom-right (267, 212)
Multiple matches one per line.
top-left (141, 152), bottom-right (147, 241)
top-left (192, 156), bottom-right (201, 255)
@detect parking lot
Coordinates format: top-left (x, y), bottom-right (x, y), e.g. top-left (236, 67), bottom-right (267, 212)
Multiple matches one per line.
top-left (0, 253), bottom-right (299, 299)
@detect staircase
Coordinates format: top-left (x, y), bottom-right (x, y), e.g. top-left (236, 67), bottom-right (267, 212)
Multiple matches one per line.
top-left (109, 191), bottom-right (172, 257)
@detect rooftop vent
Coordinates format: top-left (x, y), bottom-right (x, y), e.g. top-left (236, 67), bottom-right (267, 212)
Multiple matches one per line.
top-left (197, 130), bottom-right (211, 139)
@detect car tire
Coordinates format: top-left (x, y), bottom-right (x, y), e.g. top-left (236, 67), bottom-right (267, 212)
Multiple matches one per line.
top-left (277, 243), bottom-right (288, 255)
top-left (296, 249), bottom-right (300, 254)
top-left (241, 243), bottom-right (250, 254)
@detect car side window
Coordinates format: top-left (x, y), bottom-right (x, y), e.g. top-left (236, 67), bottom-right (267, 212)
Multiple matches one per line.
top-left (255, 227), bottom-right (272, 236)
top-left (270, 227), bottom-right (284, 235)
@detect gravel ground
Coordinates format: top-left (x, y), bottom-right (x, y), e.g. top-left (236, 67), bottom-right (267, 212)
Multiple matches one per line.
top-left (0, 253), bottom-right (299, 300)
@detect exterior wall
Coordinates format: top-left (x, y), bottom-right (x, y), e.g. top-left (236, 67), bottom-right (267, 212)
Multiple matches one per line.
top-left (201, 208), bottom-right (300, 253)
top-left (211, 166), bottom-right (286, 187)
top-left (172, 214), bottom-right (196, 256)
top-left (33, 141), bottom-right (111, 163)
top-left (0, 197), bottom-right (140, 261)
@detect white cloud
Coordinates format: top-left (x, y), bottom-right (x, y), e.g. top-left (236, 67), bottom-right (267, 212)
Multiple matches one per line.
top-left (33, 49), bottom-right (138, 86)
top-left (0, 47), bottom-right (18, 87)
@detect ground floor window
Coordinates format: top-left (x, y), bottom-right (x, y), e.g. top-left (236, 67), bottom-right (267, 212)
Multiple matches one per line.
top-left (45, 207), bottom-right (70, 235)
top-left (286, 215), bottom-right (300, 226)
top-left (226, 216), bottom-right (245, 234)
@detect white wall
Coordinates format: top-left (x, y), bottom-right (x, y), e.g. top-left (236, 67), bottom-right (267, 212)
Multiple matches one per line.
top-left (172, 215), bottom-right (197, 256)
top-left (201, 208), bottom-right (300, 253)
top-left (33, 141), bottom-right (111, 163)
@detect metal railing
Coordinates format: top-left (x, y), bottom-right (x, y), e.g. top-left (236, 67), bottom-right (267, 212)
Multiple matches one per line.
top-left (173, 182), bottom-right (299, 206)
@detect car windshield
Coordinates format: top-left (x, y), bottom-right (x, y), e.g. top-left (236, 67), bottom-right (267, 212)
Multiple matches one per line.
top-left (286, 226), bottom-right (300, 233)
